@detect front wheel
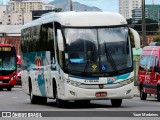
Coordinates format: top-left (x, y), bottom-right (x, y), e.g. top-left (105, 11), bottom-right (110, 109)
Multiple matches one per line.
top-left (140, 86), bottom-right (147, 100)
top-left (111, 99), bottom-right (122, 107)
top-left (7, 87), bottom-right (11, 91)
top-left (157, 88), bottom-right (160, 102)
top-left (29, 83), bottom-right (39, 104)
top-left (55, 85), bottom-right (67, 108)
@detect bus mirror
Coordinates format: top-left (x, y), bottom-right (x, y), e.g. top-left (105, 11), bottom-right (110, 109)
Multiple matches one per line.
top-left (57, 30), bottom-right (64, 51)
top-left (129, 28), bottom-right (140, 49)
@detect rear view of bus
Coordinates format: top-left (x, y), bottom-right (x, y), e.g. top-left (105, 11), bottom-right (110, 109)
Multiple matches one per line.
top-left (0, 44), bottom-right (17, 91)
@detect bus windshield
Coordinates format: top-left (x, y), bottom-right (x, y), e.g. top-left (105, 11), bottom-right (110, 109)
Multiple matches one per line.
top-left (64, 26), bottom-right (132, 77)
top-left (0, 51), bottom-right (16, 71)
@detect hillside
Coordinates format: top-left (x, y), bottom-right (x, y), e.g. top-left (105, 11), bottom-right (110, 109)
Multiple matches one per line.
top-left (50, 0), bottom-right (101, 11)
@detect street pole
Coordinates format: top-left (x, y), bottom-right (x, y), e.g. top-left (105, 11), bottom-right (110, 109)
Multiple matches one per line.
top-left (69, 0), bottom-right (73, 11)
top-left (142, 0), bottom-right (146, 47)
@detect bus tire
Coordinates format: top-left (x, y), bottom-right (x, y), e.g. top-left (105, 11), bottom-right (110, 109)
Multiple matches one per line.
top-left (140, 85), bottom-right (147, 100)
top-left (0, 87), bottom-right (3, 91)
top-left (29, 80), bottom-right (39, 104)
top-left (54, 84), bottom-right (66, 108)
top-left (75, 100), bottom-right (90, 106)
top-left (157, 86), bottom-right (160, 102)
top-left (111, 99), bottom-right (122, 107)
top-left (39, 97), bottom-right (47, 104)
top-left (7, 87), bottom-right (11, 91)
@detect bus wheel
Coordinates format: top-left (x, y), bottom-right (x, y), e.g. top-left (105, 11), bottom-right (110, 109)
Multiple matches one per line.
top-left (7, 87), bottom-right (11, 91)
top-left (111, 99), bottom-right (122, 107)
top-left (140, 86), bottom-right (147, 100)
top-left (0, 87), bottom-right (3, 91)
top-left (157, 87), bottom-right (160, 102)
top-left (55, 86), bottom-right (66, 108)
top-left (75, 100), bottom-right (90, 106)
top-left (29, 83), bottom-right (39, 104)
top-left (39, 97), bottom-right (47, 104)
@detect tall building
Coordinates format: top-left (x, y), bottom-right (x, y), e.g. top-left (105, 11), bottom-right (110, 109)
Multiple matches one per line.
top-left (146, 5), bottom-right (160, 22)
top-left (132, 8), bottom-right (148, 23)
top-left (7, 0), bottom-right (43, 13)
top-left (2, 0), bottom-right (55, 25)
top-left (119, 0), bottom-right (142, 19)
top-left (0, 5), bottom-right (6, 24)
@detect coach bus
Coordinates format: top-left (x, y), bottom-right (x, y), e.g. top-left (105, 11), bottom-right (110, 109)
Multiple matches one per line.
top-left (21, 11), bottom-right (140, 107)
top-left (0, 44), bottom-right (17, 91)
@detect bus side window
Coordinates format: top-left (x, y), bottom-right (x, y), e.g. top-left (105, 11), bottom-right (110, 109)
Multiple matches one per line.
top-left (154, 56), bottom-right (159, 73)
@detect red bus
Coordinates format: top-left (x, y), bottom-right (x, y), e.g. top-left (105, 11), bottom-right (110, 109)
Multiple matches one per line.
top-left (138, 45), bottom-right (160, 102)
top-left (0, 44), bottom-right (17, 91)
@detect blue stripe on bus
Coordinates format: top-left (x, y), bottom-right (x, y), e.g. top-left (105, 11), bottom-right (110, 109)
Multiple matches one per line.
top-left (69, 73), bottom-right (130, 81)
top-left (69, 75), bottom-right (99, 80)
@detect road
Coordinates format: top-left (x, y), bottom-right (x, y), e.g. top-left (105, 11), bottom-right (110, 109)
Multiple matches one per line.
top-left (0, 86), bottom-right (160, 120)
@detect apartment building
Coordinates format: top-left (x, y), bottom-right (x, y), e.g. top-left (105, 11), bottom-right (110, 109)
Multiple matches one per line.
top-left (0, 5), bottom-right (6, 24)
top-left (132, 8), bottom-right (148, 23)
top-left (7, 0), bottom-right (43, 13)
top-left (2, 0), bottom-right (55, 25)
top-left (2, 12), bottom-right (32, 25)
top-left (119, 0), bottom-right (142, 19)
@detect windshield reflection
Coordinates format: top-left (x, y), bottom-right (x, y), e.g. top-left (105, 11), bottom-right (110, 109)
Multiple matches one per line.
top-left (64, 26), bottom-right (132, 76)
top-left (0, 52), bottom-right (16, 71)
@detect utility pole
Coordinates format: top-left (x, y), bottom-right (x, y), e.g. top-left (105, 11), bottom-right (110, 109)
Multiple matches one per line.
top-left (142, 0), bottom-right (146, 47)
top-left (69, 0), bottom-right (73, 11)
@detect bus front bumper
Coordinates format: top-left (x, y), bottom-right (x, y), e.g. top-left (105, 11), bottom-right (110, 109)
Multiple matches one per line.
top-left (60, 82), bottom-right (134, 100)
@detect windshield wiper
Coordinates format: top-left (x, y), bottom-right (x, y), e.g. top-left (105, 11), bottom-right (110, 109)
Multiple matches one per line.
top-left (104, 43), bottom-right (119, 75)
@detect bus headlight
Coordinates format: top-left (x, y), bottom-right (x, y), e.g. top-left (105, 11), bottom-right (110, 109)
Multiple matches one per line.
top-left (118, 77), bottom-right (134, 85)
top-left (64, 78), bottom-right (82, 87)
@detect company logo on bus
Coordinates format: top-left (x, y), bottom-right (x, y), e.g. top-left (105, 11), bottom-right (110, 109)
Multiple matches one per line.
top-left (35, 57), bottom-right (42, 70)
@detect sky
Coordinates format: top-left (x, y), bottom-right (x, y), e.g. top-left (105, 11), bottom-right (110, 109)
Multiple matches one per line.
top-left (2, 0), bottom-right (160, 12)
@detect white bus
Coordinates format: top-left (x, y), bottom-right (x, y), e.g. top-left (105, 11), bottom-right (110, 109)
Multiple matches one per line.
top-left (21, 11), bottom-right (140, 107)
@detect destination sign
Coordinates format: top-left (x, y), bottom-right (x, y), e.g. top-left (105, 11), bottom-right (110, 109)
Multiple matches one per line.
top-left (0, 47), bottom-right (12, 51)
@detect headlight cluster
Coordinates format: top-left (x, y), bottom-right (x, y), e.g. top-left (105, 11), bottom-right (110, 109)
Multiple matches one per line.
top-left (11, 75), bottom-right (16, 80)
top-left (117, 77), bottom-right (134, 85)
top-left (64, 78), bottom-right (83, 87)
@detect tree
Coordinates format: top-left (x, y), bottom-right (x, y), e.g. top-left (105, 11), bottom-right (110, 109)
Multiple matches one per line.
top-left (133, 18), bottom-right (159, 35)
top-left (153, 36), bottom-right (160, 42)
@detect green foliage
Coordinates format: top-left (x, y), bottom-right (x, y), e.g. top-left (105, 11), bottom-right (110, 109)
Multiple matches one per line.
top-left (153, 36), bottom-right (160, 42)
top-left (133, 18), bottom-right (159, 35)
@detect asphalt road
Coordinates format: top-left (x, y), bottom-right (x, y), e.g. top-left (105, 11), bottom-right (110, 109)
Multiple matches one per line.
top-left (0, 86), bottom-right (160, 120)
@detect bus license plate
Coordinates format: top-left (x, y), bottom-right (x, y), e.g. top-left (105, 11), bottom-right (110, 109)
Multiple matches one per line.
top-left (95, 92), bottom-right (107, 97)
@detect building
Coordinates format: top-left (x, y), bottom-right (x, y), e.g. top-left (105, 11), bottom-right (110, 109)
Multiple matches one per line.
top-left (42, 4), bottom-right (55, 10)
top-left (132, 8), bottom-right (148, 23)
top-left (2, 12), bottom-right (32, 25)
top-left (2, 0), bottom-right (55, 25)
top-left (0, 25), bottom-right (22, 55)
top-left (32, 10), bottom-right (55, 20)
top-left (119, 0), bottom-right (141, 19)
top-left (146, 5), bottom-right (160, 22)
top-left (0, 5), bottom-right (6, 24)
top-left (7, 0), bottom-right (43, 13)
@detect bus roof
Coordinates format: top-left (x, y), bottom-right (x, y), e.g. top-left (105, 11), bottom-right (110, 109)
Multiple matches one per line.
top-left (0, 44), bottom-right (13, 47)
top-left (22, 11), bottom-right (127, 29)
